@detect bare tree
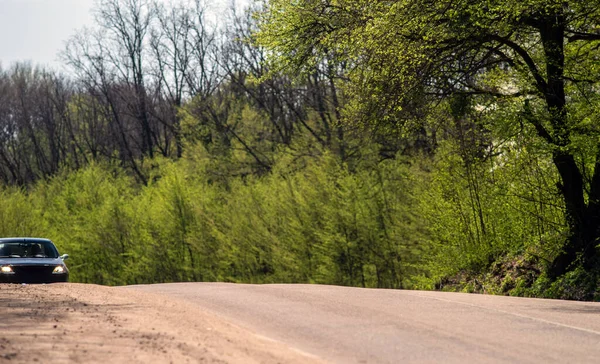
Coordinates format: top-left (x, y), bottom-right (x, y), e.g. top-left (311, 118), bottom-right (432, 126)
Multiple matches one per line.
top-left (96, 0), bottom-right (156, 159)
top-left (149, 0), bottom-right (219, 158)
top-left (64, 27), bottom-right (148, 183)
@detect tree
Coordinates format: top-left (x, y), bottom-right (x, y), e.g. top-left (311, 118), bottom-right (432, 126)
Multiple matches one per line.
top-left (257, 0), bottom-right (600, 278)
top-left (0, 64), bottom-right (79, 184)
top-left (219, 3), bottom-right (350, 159)
top-left (97, 0), bottom-right (156, 159)
top-left (150, 0), bottom-right (219, 158)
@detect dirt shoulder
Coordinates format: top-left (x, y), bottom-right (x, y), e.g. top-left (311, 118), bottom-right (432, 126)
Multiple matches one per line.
top-left (0, 283), bottom-right (321, 364)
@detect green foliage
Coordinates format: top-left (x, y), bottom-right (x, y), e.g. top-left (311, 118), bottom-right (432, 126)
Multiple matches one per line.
top-left (32, 164), bottom-right (138, 285)
top-left (0, 100), bottom-right (586, 297)
top-left (414, 130), bottom-right (571, 288)
top-left (0, 149), bottom-right (424, 287)
top-left (254, 0), bottom-right (600, 297)
top-left (528, 267), bottom-right (600, 301)
top-left (0, 186), bottom-right (41, 237)
top-left (0, 116), bottom-right (590, 298)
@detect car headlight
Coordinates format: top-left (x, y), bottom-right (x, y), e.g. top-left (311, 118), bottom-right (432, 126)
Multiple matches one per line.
top-left (52, 266), bottom-right (66, 274)
top-left (1, 266), bottom-right (14, 274)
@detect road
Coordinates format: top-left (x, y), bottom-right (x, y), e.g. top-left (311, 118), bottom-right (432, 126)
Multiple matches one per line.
top-left (129, 283), bottom-right (600, 364)
top-left (0, 283), bottom-right (317, 364)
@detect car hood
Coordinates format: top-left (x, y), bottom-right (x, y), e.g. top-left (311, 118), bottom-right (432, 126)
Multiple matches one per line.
top-left (0, 257), bottom-right (65, 266)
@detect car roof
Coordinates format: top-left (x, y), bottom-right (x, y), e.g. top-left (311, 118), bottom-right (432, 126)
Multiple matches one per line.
top-left (0, 237), bottom-right (54, 244)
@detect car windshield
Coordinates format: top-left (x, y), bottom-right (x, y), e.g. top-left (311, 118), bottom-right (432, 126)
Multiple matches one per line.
top-left (0, 241), bottom-right (59, 258)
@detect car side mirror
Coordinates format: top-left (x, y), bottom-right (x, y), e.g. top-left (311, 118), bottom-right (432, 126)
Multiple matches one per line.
top-left (60, 254), bottom-right (69, 261)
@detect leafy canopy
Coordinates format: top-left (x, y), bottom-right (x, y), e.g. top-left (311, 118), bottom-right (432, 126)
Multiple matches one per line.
top-left (258, 1), bottom-right (600, 128)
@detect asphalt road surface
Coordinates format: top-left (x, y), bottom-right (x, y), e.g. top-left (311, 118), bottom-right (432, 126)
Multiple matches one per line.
top-left (127, 283), bottom-right (600, 363)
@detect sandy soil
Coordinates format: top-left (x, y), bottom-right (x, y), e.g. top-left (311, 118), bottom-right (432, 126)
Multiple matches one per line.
top-left (0, 283), bottom-right (321, 364)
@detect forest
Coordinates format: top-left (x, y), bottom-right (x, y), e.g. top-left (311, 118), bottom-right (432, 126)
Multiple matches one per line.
top-left (1, 0), bottom-right (599, 300)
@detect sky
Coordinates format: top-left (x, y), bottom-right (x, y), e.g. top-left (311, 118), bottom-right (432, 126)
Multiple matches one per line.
top-left (0, 0), bottom-right (95, 70)
top-left (0, 0), bottom-right (246, 72)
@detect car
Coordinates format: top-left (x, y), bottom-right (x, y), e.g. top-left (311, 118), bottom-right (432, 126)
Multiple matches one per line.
top-left (0, 238), bottom-right (69, 283)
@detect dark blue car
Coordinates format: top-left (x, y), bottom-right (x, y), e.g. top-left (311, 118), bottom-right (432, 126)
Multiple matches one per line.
top-left (0, 238), bottom-right (69, 283)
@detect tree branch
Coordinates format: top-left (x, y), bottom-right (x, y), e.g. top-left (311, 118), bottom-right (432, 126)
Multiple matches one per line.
top-left (567, 31), bottom-right (600, 42)
top-left (488, 34), bottom-right (548, 95)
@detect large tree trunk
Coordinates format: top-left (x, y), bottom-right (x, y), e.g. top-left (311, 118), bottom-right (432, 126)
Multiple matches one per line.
top-left (549, 152), bottom-right (593, 277)
top-left (538, 14), bottom-right (599, 277)
top-left (551, 148), bottom-right (600, 277)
